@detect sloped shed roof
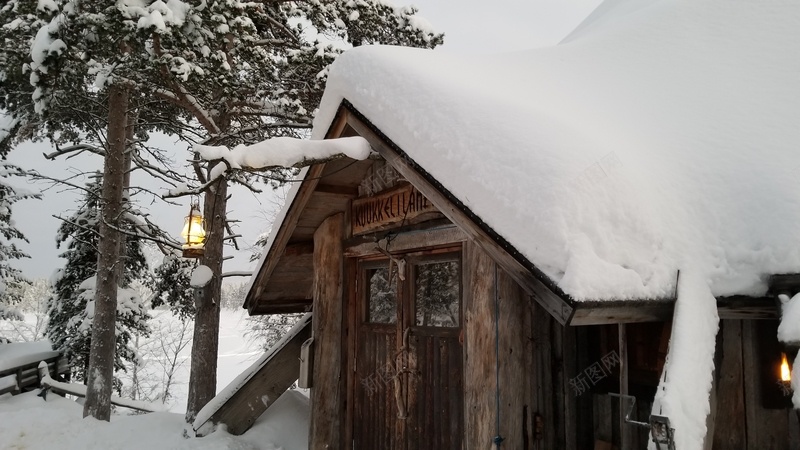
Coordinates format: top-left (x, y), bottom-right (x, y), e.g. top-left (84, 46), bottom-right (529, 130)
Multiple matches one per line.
top-left (307, 0), bottom-right (800, 301)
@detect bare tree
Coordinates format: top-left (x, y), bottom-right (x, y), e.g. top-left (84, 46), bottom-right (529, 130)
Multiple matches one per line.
top-left (122, 312), bottom-right (193, 408)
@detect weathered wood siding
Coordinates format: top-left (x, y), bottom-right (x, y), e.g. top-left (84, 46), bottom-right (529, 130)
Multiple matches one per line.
top-left (713, 319), bottom-right (800, 450)
top-left (408, 329), bottom-right (464, 450)
top-left (353, 326), bottom-right (400, 449)
top-left (309, 213), bottom-right (346, 449)
top-left (463, 241), bottom-right (593, 450)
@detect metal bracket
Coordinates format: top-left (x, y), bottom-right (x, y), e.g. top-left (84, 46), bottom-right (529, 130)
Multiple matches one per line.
top-left (649, 414), bottom-right (676, 450)
top-left (609, 393), bottom-right (675, 450)
top-left (608, 393), bottom-right (650, 428)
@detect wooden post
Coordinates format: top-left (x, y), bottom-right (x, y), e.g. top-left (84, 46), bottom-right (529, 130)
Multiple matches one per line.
top-left (713, 321), bottom-right (744, 447)
top-left (619, 323), bottom-right (632, 450)
top-left (531, 300), bottom-right (555, 447)
top-left (463, 241), bottom-right (495, 450)
top-left (309, 213), bottom-right (345, 449)
top-left (497, 261), bottom-right (529, 449)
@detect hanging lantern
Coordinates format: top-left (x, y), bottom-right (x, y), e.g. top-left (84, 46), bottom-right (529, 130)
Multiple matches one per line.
top-left (181, 202), bottom-right (206, 258)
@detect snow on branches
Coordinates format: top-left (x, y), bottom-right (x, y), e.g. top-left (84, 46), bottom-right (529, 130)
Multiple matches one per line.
top-left (164, 136), bottom-right (372, 197)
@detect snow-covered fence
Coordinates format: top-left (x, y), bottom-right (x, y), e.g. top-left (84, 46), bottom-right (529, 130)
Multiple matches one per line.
top-left (0, 342), bottom-right (68, 394)
top-left (37, 362), bottom-right (163, 413)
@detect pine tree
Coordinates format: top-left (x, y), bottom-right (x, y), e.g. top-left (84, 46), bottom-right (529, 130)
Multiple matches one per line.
top-left (0, 164), bottom-right (39, 319)
top-left (46, 175), bottom-right (151, 388)
top-left (150, 253), bottom-right (195, 321)
top-left (1, 0), bottom-right (443, 420)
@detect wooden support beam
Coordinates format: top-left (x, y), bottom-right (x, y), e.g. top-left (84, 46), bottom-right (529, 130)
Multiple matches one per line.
top-left (309, 213), bottom-right (345, 449)
top-left (315, 183), bottom-right (359, 197)
top-left (194, 315), bottom-right (313, 436)
top-left (570, 299), bottom-right (674, 325)
top-left (619, 323), bottom-right (633, 450)
top-left (569, 296), bottom-right (778, 325)
top-left (718, 296), bottom-right (779, 320)
top-left (344, 225), bottom-right (467, 257)
top-left (463, 241), bottom-right (496, 449)
top-left (769, 274), bottom-right (800, 296)
top-left (250, 300), bottom-right (313, 315)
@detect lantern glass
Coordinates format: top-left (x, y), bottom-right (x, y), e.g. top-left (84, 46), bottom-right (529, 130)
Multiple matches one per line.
top-left (781, 353), bottom-right (791, 382)
top-left (181, 205), bottom-right (205, 258)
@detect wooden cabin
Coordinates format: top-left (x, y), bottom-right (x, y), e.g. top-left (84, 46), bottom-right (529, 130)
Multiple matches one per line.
top-left (232, 1), bottom-right (800, 448)
top-left (240, 101), bottom-right (799, 449)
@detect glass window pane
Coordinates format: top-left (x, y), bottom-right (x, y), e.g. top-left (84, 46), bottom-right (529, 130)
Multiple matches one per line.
top-left (367, 267), bottom-right (397, 324)
top-left (415, 260), bottom-right (460, 327)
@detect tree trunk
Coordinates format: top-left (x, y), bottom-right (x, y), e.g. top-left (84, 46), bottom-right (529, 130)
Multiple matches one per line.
top-left (185, 171), bottom-right (228, 423)
top-left (117, 112), bottom-right (135, 282)
top-left (83, 83), bottom-right (129, 421)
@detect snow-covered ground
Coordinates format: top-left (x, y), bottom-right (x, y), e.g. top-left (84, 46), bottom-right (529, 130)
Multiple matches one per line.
top-left (0, 389), bottom-right (308, 450)
top-left (0, 309), bottom-right (309, 450)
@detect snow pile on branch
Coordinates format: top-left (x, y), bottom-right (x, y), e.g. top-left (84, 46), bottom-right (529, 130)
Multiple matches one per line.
top-left (311, 0), bottom-right (800, 301)
top-left (0, 114), bottom-right (17, 144)
top-left (195, 136), bottom-right (372, 181)
top-left (650, 270), bottom-right (719, 450)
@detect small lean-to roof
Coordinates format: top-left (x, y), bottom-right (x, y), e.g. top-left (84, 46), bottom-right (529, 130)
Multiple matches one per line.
top-left (310, 0), bottom-right (800, 301)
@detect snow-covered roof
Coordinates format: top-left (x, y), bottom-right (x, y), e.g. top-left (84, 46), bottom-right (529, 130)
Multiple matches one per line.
top-left (310, 0), bottom-right (800, 301)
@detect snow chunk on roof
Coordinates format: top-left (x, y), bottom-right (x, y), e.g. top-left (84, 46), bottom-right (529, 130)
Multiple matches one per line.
top-left (312, 0), bottom-right (800, 301)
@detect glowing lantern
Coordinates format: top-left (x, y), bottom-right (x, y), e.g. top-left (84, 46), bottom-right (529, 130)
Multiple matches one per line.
top-left (181, 203), bottom-right (206, 258)
top-left (781, 352), bottom-right (791, 383)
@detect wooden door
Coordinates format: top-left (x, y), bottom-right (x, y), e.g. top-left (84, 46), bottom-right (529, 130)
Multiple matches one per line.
top-left (352, 250), bottom-right (464, 450)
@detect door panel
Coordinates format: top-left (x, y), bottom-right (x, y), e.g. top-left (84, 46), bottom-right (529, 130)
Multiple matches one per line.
top-left (407, 332), bottom-right (463, 450)
top-left (352, 249), bottom-right (463, 450)
top-left (355, 326), bottom-right (400, 450)
top-left (406, 255), bottom-right (463, 450)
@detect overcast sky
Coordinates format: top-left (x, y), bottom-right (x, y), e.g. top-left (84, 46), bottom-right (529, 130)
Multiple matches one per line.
top-left (6, 0), bottom-right (601, 281)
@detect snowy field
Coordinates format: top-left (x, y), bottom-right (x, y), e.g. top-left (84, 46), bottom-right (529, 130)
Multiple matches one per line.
top-left (0, 309), bottom-right (309, 450)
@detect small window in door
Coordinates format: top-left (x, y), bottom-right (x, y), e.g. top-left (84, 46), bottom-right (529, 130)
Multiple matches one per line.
top-left (366, 267), bottom-right (397, 324)
top-left (415, 259), bottom-right (460, 327)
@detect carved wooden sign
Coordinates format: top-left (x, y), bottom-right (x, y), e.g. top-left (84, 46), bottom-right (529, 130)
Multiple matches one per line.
top-left (351, 183), bottom-right (438, 235)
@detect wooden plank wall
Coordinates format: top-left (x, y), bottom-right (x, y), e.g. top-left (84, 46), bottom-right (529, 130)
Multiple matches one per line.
top-left (463, 241), bottom-right (592, 450)
top-left (713, 319), bottom-right (800, 450)
top-left (309, 213), bottom-right (346, 449)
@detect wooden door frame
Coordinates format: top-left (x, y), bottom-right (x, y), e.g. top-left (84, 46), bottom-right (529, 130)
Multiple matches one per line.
top-left (344, 242), bottom-right (464, 449)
